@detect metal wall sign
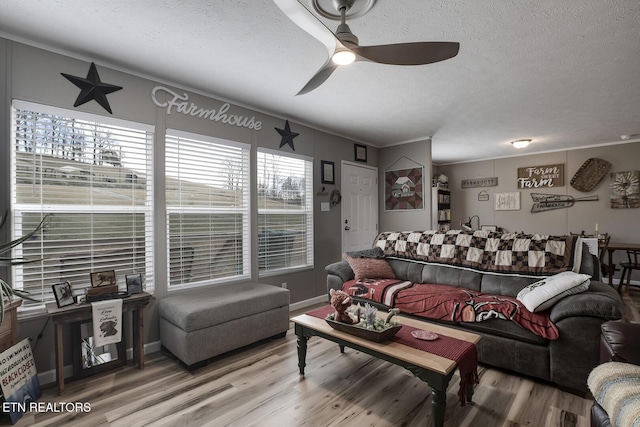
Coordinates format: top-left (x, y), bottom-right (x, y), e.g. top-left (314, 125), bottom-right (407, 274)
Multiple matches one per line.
top-left (517, 164), bottom-right (564, 188)
top-left (461, 177), bottom-right (498, 188)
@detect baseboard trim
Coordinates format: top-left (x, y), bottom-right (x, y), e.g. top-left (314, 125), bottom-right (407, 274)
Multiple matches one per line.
top-left (290, 295), bottom-right (326, 312)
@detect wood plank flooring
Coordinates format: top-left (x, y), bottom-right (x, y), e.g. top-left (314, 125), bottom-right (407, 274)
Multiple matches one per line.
top-left (7, 286), bottom-right (639, 427)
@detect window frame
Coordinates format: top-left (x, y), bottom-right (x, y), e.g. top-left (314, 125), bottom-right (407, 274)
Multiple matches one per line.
top-left (257, 147), bottom-right (314, 277)
top-left (10, 100), bottom-right (155, 317)
top-left (164, 129), bottom-right (251, 291)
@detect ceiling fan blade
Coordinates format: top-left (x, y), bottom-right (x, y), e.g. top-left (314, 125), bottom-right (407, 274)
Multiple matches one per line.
top-left (297, 60), bottom-right (339, 95)
top-left (352, 42), bottom-right (460, 65)
top-left (273, 0), bottom-right (338, 55)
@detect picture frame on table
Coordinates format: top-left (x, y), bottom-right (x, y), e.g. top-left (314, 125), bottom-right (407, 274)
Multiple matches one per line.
top-left (354, 144), bottom-right (367, 162)
top-left (52, 281), bottom-right (75, 308)
top-left (90, 270), bottom-right (116, 287)
top-left (320, 160), bottom-right (335, 185)
top-left (481, 225), bottom-right (498, 232)
top-left (126, 274), bottom-right (143, 294)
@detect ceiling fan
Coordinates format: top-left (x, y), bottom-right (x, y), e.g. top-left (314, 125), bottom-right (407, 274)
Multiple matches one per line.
top-left (273, 0), bottom-right (460, 95)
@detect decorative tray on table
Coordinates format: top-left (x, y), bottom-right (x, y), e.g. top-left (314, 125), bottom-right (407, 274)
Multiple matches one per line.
top-left (325, 318), bottom-right (402, 342)
top-left (325, 306), bottom-right (402, 343)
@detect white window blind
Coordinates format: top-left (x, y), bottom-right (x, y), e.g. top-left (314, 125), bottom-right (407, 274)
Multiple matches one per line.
top-left (11, 101), bottom-right (154, 312)
top-left (257, 148), bottom-right (313, 275)
top-left (165, 130), bottom-right (250, 288)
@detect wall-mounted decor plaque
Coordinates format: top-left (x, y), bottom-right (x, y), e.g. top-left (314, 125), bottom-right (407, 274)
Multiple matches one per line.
top-left (461, 177), bottom-right (498, 188)
top-left (517, 164), bottom-right (564, 188)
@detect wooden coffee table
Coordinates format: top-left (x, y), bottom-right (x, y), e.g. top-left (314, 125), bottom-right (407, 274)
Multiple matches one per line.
top-left (292, 311), bottom-right (481, 427)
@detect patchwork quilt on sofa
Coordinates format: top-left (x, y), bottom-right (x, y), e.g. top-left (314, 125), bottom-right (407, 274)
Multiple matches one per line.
top-left (374, 230), bottom-right (580, 276)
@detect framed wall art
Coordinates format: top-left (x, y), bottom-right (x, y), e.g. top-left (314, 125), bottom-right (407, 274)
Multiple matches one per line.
top-left (384, 167), bottom-right (424, 211)
top-left (320, 160), bottom-right (335, 185)
top-left (354, 144), bottom-right (367, 162)
top-left (610, 170), bottom-right (640, 209)
top-left (495, 192), bottom-right (521, 211)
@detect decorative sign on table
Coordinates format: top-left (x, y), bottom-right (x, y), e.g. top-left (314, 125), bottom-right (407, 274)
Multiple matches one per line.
top-left (0, 339), bottom-right (42, 424)
top-left (517, 164), bottom-right (564, 188)
top-left (461, 177), bottom-right (498, 188)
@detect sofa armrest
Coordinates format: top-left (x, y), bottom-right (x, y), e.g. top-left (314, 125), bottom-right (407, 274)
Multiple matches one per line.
top-left (325, 260), bottom-right (354, 283)
top-left (549, 281), bottom-right (622, 323)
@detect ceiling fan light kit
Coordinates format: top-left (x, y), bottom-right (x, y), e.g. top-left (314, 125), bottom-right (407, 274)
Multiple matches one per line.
top-left (332, 49), bottom-right (356, 65)
top-left (511, 139), bottom-right (532, 149)
top-left (274, 0), bottom-right (460, 94)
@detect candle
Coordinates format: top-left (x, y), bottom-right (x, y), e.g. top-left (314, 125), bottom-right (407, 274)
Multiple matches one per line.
top-left (595, 223), bottom-right (598, 236)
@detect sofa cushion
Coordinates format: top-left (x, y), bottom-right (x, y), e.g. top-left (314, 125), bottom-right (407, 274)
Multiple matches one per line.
top-left (343, 254), bottom-right (395, 280)
top-left (516, 271), bottom-right (590, 312)
top-left (346, 247), bottom-right (385, 259)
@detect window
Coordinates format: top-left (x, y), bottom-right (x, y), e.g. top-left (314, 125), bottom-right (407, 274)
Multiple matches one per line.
top-left (11, 101), bottom-right (154, 312)
top-left (165, 130), bottom-right (250, 288)
top-left (257, 148), bottom-right (313, 275)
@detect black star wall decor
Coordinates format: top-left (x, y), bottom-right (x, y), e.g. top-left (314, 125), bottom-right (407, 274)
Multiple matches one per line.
top-left (61, 62), bottom-right (123, 114)
top-left (275, 120), bottom-right (299, 151)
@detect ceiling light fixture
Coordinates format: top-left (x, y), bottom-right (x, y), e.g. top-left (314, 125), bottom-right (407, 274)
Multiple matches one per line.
top-left (511, 139), bottom-right (531, 149)
top-left (332, 49), bottom-right (356, 65)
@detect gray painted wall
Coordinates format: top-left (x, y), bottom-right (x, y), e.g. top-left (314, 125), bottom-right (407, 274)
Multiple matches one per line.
top-left (0, 40), bottom-right (377, 375)
top-left (435, 142), bottom-right (640, 283)
top-left (378, 139), bottom-right (433, 231)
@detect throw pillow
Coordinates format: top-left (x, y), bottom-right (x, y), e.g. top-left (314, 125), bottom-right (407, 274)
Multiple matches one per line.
top-left (517, 271), bottom-right (591, 312)
top-left (346, 247), bottom-right (385, 259)
top-left (343, 254), bottom-right (395, 280)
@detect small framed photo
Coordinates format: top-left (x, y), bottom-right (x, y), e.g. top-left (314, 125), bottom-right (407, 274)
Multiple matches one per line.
top-left (126, 274), bottom-right (143, 294)
top-left (90, 270), bottom-right (116, 287)
top-left (52, 281), bottom-right (75, 308)
top-left (320, 160), bottom-right (335, 185)
top-left (481, 225), bottom-right (498, 232)
top-left (354, 144), bottom-right (367, 162)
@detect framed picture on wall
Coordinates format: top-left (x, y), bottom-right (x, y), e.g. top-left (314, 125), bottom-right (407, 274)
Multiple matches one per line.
top-left (494, 192), bottom-right (521, 211)
top-left (320, 160), bottom-right (335, 184)
top-left (354, 144), bottom-right (367, 162)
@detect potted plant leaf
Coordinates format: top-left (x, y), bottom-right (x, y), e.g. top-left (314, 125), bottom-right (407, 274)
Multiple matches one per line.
top-left (0, 211), bottom-right (48, 324)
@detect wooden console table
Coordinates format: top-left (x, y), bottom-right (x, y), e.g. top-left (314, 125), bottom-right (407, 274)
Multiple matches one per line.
top-left (46, 292), bottom-right (151, 394)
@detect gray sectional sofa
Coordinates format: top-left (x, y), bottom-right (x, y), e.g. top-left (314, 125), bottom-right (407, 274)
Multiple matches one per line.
top-left (326, 231), bottom-right (623, 394)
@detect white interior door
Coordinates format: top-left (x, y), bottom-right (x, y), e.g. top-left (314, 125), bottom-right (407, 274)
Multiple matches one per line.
top-left (341, 162), bottom-right (379, 252)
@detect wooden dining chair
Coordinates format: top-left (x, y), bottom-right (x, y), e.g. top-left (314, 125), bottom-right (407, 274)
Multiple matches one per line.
top-left (596, 234), bottom-right (616, 279)
top-left (618, 249), bottom-right (640, 295)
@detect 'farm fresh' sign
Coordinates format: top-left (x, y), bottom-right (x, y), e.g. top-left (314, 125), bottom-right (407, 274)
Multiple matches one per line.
top-left (151, 86), bottom-right (262, 130)
top-left (517, 164), bottom-right (564, 188)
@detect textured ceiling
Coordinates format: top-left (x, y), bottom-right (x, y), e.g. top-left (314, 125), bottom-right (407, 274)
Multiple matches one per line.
top-left (1, 0), bottom-right (639, 163)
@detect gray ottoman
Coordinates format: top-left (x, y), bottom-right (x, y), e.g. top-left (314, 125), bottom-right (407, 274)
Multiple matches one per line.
top-left (158, 282), bottom-right (290, 368)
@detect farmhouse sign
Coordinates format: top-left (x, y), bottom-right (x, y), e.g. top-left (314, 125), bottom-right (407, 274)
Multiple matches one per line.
top-left (517, 164), bottom-right (564, 188)
top-left (151, 86), bottom-right (262, 131)
top-left (461, 177), bottom-right (498, 188)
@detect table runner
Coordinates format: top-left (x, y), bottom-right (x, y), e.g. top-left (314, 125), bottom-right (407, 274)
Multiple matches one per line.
top-left (306, 306), bottom-right (478, 406)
